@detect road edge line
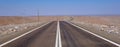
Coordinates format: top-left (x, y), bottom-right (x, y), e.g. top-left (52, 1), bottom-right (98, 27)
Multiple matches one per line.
top-left (67, 21), bottom-right (120, 47)
top-left (0, 22), bottom-right (51, 47)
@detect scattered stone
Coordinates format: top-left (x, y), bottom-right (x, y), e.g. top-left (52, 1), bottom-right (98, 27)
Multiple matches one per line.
top-left (0, 22), bottom-right (42, 36)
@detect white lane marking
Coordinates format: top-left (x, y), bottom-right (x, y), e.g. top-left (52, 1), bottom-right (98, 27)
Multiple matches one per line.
top-left (55, 21), bottom-right (62, 47)
top-left (0, 22), bottom-right (51, 47)
top-left (67, 21), bottom-right (120, 47)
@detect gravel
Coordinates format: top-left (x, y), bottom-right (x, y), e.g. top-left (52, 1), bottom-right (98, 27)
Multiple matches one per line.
top-left (0, 22), bottom-right (43, 36)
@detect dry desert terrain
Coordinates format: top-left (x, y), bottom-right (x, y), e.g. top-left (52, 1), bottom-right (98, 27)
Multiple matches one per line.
top-left (0, 16), bottom-right (120, 45)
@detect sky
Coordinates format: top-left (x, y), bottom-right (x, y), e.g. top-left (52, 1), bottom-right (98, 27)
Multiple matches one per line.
top-left (0, 0), bottom-right (120, 16)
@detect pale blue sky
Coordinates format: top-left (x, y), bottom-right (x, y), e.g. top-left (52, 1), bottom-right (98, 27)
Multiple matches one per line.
top-left (0, 0), bottom-right (120, 16)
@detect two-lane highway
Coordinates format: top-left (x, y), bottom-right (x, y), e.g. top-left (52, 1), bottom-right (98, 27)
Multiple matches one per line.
top-left (0, 21), bottom-right (119, 47)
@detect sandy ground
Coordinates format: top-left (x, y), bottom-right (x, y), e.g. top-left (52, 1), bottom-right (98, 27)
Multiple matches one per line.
top-left (0, 16), bottom-right (55, 26)
top-left (71, 16), bottom-right (120, 25)
top-left (0, 16), bottom-right (73, 26)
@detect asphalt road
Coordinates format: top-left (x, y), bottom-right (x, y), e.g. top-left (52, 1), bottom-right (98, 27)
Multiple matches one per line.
top-left (1, 21), bottom-right (118, 47)
top-left (60, 21), bottom-right (117, 47)
top-left (2, 21), bottom-right (57, 47)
